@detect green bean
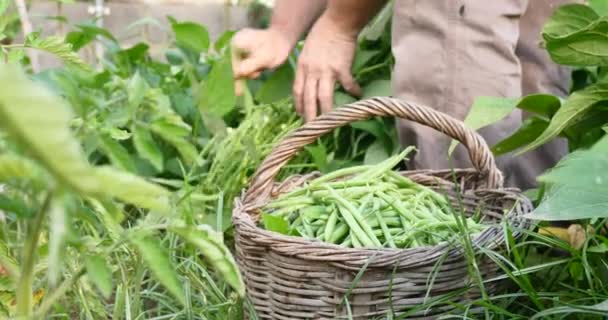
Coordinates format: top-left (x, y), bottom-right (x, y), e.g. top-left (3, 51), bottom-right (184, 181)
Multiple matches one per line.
top-left (375, 210), bottom-right (395, 248)
top-left (324, 209), bottom-right (338, 243)
top-left (328, 187), bottom-right (381, 247)
top-left (350, 231), bottom-right (362, 248)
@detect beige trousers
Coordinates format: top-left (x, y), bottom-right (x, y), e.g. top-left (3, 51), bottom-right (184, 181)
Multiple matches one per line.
top-left (391, 0), bottom-right (573, 189)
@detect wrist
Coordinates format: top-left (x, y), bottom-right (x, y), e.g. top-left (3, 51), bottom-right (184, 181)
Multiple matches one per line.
top-left (268, 21), bottom-right (303, 49)
top-left (315, 11), bottom-right (361, 40)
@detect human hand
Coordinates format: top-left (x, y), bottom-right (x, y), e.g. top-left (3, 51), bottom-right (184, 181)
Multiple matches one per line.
top-left (231, 28), bottom-right (294, 96)
top-left (293, 15), bottom-right (362, 122)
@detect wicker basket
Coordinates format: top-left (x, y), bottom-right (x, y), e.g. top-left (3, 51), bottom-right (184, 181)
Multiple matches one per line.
top-left (233, 97), bottom-right (532, 319)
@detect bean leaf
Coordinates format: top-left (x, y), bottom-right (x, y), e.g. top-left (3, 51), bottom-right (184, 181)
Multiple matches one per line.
top-left (518, 82), bottom-right (608, 154)
top-left (86, 254), bottom-right (113, 298)
top-left (171, 21), bottom-right (210, 53)
top-left (198, 53), bottom-right (236, 117)
top-left (492, 117), bottom-right (549, 156)
top-left (255, 63), bottom-right (294, 104)
top-left (542, 4), bottom-right (608, 66)
top-left (130, 236), bottom-right (186, 305)
top-left (530, 135), bottom-right (608, 220)
top-left (132, 124), bottom-right (163, 172)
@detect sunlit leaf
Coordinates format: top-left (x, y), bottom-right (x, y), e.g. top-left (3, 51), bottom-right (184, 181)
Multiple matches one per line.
top-left (198, 53), bottom-right (236, 117)
top-left (171, 21), bottom-right (210, 53)
top-left (0, 64), bottom-right (100, 193)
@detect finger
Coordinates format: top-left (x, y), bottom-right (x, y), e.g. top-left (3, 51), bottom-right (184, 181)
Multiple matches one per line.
top-left (318, 73), bottom-right (335, 115)
top-left (249, 71), bottom-right (262, 79)
top-left (236, 56), bottom-right (269, 78)
top-left (304, 76), bottom-right (319, 123)
top-left (337, 72), bottom-right (362, 97)
top-left (293, 66), bottom-right (305, 116)
top-left (234, 78), bottom-right (243, 96)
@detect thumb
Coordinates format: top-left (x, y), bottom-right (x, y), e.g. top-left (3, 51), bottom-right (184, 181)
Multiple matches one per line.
top-left (337, 71), bottom-right (362, 98)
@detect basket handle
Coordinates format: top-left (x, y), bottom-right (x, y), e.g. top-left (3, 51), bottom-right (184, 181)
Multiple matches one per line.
top-left (242, 97), bottom-right (503, 207)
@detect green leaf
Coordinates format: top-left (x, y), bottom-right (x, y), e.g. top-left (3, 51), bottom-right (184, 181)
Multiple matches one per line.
top-left (255, 63), bottom-right (294, 104)
top-left (130, 236), bottom-right (186, 305)
top-left (334, 91), bottom-right (357, 107)
top-left (515, 94), bottom-right (562, 118)
top-left (109, 128), bottom-right (131, 141)
top-left (0, 154), bottom-right (43, 183)
top-left (350, 119), bottom-right (385, 139)
top-left (361, 79), bottom-right (391, 98)
top-left (99, 134), bottom-right (138, 173)
top-left (93, 166), bottom-right (171, 213)
top-left (364, 140), bottom-right (390, 165)
top-left (531, 299), bottom-right (608, 319)
top-left (518, 82), bottom-right (608, 154)
top-left (198, 53), bottom-right (236, 117)
top-left (542, 4), bottom-right (608, 66)
top-left (358, 2), bottom-right (392, 41)
top-left (449, 96), bottom-right (519, 154)
top-left (0, 195), bottom-right (32, 218)
top-left (171, 21), bottom-right (210, 53)
top-left (0, 0), bottom-right (9, 17)
top-left (0, 64), bottom-right (100, 193)
top-left (25, 35), bottom-right (92, 72)
top-left (86, 254), bottom-right (113, 298)
top-left (530, 136), bottom-right (608, 220)
top-left (352, 49), bottom-right (380, 74)
top-left (304, 143), bottom-right (328, 172)
top-left (261, 213), bottom-right (289, 235)
top-left (170, 225), bottom-right (245, 296)
top-left (491, 117), bottom-right (549, 156)
top-left (214, 30), bottom-right (235, 52)
top-left (128, 72), bottom-right (147, 110)
top-left (132, 124), bottom-right (163, 172)
top-left (6, 49), bottom-right (24, 64)
top-left (150, 119), bottom-right (198, 166)
top-left (590, 0), bottom-right (608, 16)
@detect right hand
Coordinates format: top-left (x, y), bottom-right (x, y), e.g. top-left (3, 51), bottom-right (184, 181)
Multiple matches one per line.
top-left (231, 28), bottom-right (294, 96)
top-left (293, 15), bottom-right (362, 122)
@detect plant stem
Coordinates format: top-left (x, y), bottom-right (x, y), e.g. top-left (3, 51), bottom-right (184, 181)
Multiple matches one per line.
top-left (32, 266), bottom-right (86, 319)
top-left (16, 193), bottom-right (51, 318)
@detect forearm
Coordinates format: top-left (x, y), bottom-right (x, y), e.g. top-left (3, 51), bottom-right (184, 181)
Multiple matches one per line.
top-left (269, 0), bottom-right (327, 47)
top-left (322, 0), bottom-right (387, 38)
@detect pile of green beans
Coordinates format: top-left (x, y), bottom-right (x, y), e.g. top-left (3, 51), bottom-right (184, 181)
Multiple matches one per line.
top-left (261, 147), bottom-right (486, 249)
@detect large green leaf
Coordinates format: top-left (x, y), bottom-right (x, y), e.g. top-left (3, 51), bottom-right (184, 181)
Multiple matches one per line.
top-left (449, 96), bottom-right (519, 154)
top-left (518, 82), bottom-right (608, 154)
top-left (93, 166), bottom-right (171, 213)
top-left (530, 135), bottom-right (608, 220)
top-left (85, 254), bottom-right (113, 298)
top-left (25, 35), bottom-right (92, 72)
top-left (255, 63), bottom-right (294, 104)
top-left (171, 21), bottom-right (210, 53)
top-left (198, 54), bottom-right (236, 117)
top-left (130, 236), bottom-right (186, 305)
top-left (0, 64), bottom-right (100, 193)
top-left (361, 79), bottom-right (391, 98)
top-left (590, 0), bottom-right (608, 16)
top-left (99, 134), bottom-right (138, 173)
top-left (542, 4), bottom-right (608, 66)
top-left (364, 140), bottom-right (390, 165)
top-left (132, 124), bottom-right (163, 172)
top-left (170, 225), bottom-right (244, 296)
top-left (150, 118), bottom-right (198, 166)
top-left (491, 117), bottom-right (549, 156)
